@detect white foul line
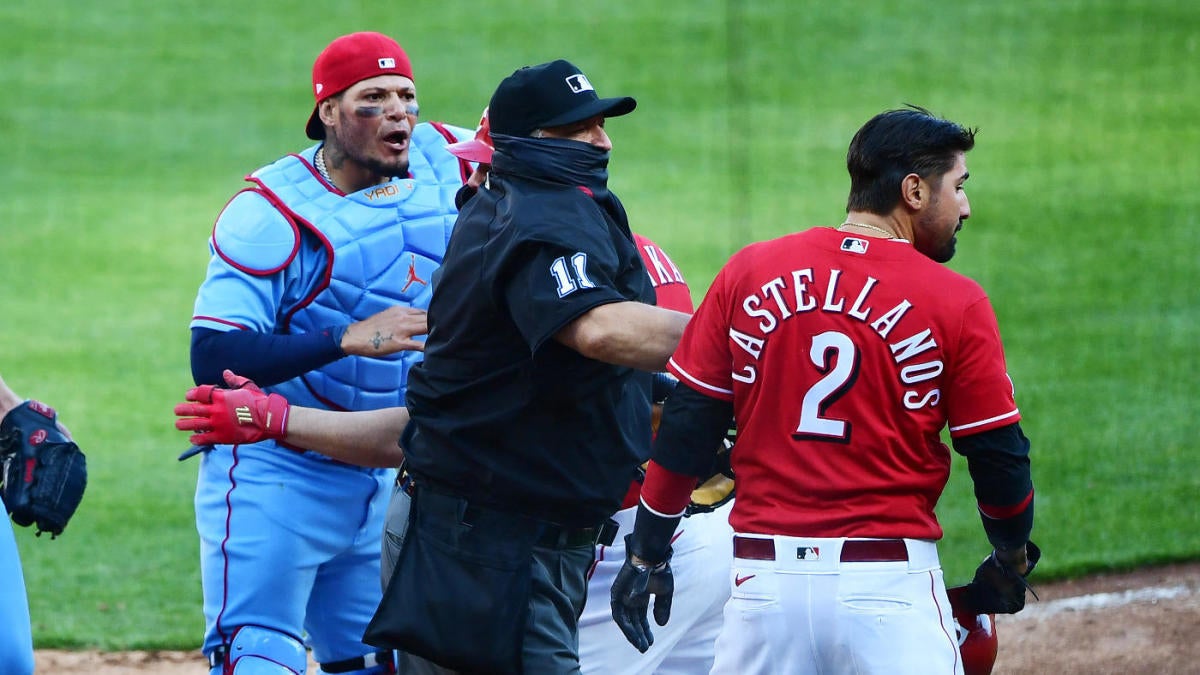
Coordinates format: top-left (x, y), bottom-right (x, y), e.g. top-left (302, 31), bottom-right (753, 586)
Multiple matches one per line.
top-left (1009, 584), bottom-right (1194, 620)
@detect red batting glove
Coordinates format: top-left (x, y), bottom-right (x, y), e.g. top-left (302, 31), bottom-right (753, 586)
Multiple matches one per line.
top-left (173, 369), bottom-right (290, 446)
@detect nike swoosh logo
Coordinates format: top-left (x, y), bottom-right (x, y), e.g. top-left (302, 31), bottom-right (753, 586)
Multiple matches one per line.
top-left (735, 574), bottom-right (756, 587)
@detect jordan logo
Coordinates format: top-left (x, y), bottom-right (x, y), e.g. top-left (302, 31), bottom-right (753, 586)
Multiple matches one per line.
top-left (401, 254), bottom-right (428, 292)
top-left (734, 573), bottom-right (756, 587)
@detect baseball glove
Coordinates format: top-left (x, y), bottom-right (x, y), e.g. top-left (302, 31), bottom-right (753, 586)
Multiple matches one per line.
top-left (684, 433), bottom-right (736, 516)
top-left (964, 540), bottom-right (1042, 614)
top-left (0, 400), bottom-right (88, 538)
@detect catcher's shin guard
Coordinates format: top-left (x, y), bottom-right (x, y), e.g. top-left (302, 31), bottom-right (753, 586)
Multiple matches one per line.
top-left (210, 625), bottom-right (308, 675)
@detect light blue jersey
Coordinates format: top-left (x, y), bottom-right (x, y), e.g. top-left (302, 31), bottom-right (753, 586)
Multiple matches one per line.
top-left (0, 500), bottom-right (34, 675)
top-left (188, 121), bottom-right (470, 673)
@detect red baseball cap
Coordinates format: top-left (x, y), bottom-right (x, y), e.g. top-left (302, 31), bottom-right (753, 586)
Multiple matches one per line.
top-left (306, 32), bottom-right (414, 140)
top-left (445, 107), bottom-right (494, 164)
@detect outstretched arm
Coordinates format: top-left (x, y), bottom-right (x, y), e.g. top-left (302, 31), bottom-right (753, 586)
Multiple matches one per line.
top-left (555, 301), bottom-right (690, 371)
top-left (286, 406), bottom-right (409, 467)
top-left (174, 370), bottom-right (408, 467)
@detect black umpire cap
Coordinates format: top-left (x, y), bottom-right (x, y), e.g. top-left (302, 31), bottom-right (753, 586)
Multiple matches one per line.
top-left (488, 59), bottom-right (637, 138)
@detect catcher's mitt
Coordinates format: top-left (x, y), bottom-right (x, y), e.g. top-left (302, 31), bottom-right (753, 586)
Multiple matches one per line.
top-left (0, 400), bottom-right (88, 538)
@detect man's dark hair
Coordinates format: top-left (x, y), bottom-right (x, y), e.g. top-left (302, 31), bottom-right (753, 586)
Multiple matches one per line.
top-left (845, 105), bottom-right (976, 214)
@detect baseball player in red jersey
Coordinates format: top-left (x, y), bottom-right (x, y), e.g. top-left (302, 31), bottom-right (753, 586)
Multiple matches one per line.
top-left (611, 106), bottom-right (1039, 674)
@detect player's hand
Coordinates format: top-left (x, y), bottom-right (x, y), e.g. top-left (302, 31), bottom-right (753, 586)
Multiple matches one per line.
top-left (174, 369), bottom-right (290, 446)
top-left (965, 540), bottom-right (1042, 614)
top-left (341, 306), bottom-right (428, 356)
top-left (610, 537), bottom-right (674, 653)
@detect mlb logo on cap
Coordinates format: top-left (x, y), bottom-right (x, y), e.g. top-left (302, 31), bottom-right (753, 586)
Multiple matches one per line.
top-left (379, 57), bottom-right (396, 69)
top-left (488, 59), bottom-right (636, 138)
top-left (566, 74), bottom-right (594, 94)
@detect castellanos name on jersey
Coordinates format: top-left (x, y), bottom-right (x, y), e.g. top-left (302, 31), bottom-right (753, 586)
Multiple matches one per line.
top-left (731, 265), bottom-right (944, 411)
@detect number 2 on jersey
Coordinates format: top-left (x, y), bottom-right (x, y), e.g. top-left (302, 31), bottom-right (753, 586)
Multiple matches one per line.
top-left (794, 331), bottom-right (859, 443)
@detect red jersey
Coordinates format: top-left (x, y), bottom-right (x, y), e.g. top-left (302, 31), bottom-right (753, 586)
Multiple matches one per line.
top-left (667, 228), bottom-right (1019, 540)
top-left (634, 234), bottom-right (693, 313)
top-left (619, 233), bottom-right (694, 510)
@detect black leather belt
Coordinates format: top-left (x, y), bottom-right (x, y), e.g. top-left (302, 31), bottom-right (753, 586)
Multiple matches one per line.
top-left (536, 518), bottom-right (619, 549)
top-left (400, 468), bottom-right (618, 549)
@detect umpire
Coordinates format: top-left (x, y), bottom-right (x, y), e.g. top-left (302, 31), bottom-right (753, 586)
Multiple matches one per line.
top-left (362, 60), bottom-right (690, 674)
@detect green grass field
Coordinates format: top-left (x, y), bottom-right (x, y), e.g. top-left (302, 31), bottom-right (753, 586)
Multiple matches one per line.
top-left (1, 0), bottom-right (1196, 651)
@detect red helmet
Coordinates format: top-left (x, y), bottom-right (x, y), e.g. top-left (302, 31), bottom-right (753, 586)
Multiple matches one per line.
top-left (947, 585), bottom-right (998, 675)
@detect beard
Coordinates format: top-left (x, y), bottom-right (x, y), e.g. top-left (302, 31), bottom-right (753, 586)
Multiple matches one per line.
top-left (357, 153), bottom-right (410, 180)
top-left (915, 220), bottom-right (958, 263)
top-left (329, 126), bottom-right (411, 180)
top-left (917, 194), bottom-right (958, 262)
top-left (930, 237), bottom-right (956, 263)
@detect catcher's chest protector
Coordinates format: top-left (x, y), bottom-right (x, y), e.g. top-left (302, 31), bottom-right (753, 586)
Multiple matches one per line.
top-left (249, 124), bottom-right (465, 411)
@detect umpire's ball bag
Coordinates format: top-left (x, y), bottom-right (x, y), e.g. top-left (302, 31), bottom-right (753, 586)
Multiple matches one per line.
top-left (364, 486), bottom-right (535, 674)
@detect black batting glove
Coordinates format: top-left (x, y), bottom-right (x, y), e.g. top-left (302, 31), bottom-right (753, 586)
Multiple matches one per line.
top-left (610, 535), bottom-right (674, 653)
top-left (965, 540), bottom-right (1042, 614)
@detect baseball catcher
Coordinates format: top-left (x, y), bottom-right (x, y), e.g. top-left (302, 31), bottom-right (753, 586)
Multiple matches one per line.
top-left (0, 399), bottom-right (88, 538)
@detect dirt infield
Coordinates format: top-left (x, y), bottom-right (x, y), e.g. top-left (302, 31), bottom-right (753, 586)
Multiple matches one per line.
top-left (34, 562), bottom-right (1200, 674)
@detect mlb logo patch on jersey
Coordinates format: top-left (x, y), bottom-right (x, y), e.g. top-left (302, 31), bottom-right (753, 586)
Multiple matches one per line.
top-left (840, 237), bottom-right (869, 254)
top-left (796, 546), bottom-right (821, 561)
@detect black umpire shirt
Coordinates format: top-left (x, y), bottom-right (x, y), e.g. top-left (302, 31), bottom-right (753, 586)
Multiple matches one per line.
top-left (402, 135), bottom-right (654, 528)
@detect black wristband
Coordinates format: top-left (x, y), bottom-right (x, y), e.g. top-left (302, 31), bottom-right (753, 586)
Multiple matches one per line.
top-left (981, 497), bottom-right (1035, 551)
top-left (627, 504), bottom-right (681, 566)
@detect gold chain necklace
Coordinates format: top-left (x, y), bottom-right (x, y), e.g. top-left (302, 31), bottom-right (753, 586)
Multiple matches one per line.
top-left (316, 146), bottom-right (397, 190)
top-left (839, 221), bottom-right (898, 238)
